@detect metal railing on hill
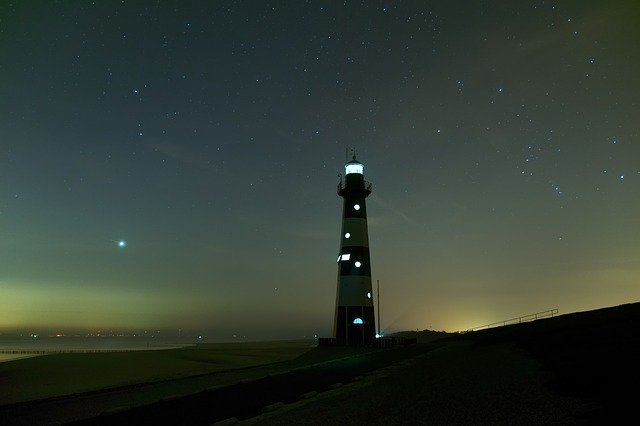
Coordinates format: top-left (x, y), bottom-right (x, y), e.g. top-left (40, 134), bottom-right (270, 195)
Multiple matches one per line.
top-left (463, 308), bottom-right (559, 333)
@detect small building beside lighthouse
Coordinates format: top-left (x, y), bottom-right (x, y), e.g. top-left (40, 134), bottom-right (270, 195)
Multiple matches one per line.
top-left (333, 155), bottom-right (376, 345)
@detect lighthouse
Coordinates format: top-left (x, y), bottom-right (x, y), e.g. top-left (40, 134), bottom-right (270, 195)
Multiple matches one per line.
top-left (334, 154), bottom-right (376, 345)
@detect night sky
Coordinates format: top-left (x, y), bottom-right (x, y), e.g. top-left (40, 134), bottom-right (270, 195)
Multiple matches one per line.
top-left (1, 1), bottom-right (639, 340)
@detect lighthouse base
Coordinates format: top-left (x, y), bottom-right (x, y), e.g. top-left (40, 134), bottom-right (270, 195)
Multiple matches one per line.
top-left (334, 305), bottom-right (376, 345)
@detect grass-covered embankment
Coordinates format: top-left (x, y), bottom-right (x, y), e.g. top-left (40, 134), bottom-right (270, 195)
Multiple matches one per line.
top-left (0, 340), bottom-right (314, 406)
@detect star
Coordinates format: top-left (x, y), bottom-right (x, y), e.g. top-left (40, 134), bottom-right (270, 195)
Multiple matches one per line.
top-left (118, 240), bottom-right (127, 248)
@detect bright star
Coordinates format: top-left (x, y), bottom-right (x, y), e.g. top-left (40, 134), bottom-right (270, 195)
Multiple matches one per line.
top-left (118, 240), bottom-right (127, 248)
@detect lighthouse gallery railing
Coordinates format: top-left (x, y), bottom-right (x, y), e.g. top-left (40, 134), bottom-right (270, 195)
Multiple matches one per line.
top-left (337, 179), bottom-right (372, 195)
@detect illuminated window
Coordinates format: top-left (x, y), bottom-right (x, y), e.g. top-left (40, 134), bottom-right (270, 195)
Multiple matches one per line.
top-left (367, 292), bottom-right (371, 299)
top-left (341, 254), bottom-right (351, 261)
top-left (345, 163), bottom-right (363, 175)
top-left (353, 204), bottom-right (360, 211)
top-left (344, 232), bottom-right (351, 239)
top-left (353, 318), bottom-right (364, 325)
top-left (355, 261), bottom-right (361, 268)
top-left (336, 254), bottom-right (341, 263)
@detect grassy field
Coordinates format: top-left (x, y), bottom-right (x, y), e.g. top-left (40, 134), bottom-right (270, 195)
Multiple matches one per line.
top-left (0, 340), bottom-right (315, 406)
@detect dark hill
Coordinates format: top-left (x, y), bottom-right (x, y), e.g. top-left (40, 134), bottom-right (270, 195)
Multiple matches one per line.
top-left (461, 302), bottom-right (640, 423)
top-left (384, 329), bottom-right (454, 344)
top-left (256, 302), bottom-right (640, 425)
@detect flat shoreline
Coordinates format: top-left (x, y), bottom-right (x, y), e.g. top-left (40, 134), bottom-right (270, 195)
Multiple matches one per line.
top-left (0, 354), bottom-right (40, 363)
top-left (0, 340), bottom-right (315, 408)
top-left (0, 343), bottom-right (195, 363)
top-left (0, 346), bottom-right (190, 354)
top-left (0, 347), bottom-right (190, 364)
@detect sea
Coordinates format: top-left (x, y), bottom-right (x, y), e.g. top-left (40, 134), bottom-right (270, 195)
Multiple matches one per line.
top-left (0, 335), bottom-right (195, 363)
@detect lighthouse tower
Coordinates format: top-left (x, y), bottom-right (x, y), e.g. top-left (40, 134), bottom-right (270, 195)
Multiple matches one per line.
top-left (334, 155), bottom-right (376, 345)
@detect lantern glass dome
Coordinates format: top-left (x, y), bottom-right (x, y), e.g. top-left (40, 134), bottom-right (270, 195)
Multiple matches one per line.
top-left (345, 161), bottom-right (363, 175)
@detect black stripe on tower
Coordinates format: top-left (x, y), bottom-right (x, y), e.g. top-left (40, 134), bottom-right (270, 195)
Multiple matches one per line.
top-left (338, 246), bottom-right (371, 277)
top-left (341, 198), bottom-right (367, 218)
